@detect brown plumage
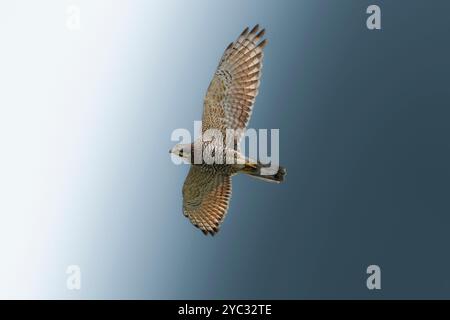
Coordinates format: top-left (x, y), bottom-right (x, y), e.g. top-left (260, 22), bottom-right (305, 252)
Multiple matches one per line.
top-left (202, 24), bottom-right (267, 142)
top-left (170, 25), bottom-right (286, 236)
top-left (182, 166), bottom-right (232, 235)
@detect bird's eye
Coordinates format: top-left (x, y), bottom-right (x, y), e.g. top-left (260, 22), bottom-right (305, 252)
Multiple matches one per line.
top-left (179, 149), bottom-right (183, 156)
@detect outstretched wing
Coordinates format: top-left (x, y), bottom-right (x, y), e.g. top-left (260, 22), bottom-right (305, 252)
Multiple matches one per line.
top-left (182, 166), bottom-right (232, 235)
top-left (202, 25), bottom-right (267, 143)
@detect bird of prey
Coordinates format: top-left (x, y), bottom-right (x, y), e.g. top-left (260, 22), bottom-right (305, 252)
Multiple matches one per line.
top-left (170, 25), bottom-right (286, 235)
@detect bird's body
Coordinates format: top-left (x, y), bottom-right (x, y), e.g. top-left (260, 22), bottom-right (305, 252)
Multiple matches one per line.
top-left (170, 25), bottom-right (286, 235)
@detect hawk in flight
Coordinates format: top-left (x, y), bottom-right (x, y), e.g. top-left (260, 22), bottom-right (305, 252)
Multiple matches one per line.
top-left (170, 25), bottom-right (286, 235)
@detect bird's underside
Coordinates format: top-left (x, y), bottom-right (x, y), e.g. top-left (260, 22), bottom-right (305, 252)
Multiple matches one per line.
top-left (179, 25), bottom-right (285, 236)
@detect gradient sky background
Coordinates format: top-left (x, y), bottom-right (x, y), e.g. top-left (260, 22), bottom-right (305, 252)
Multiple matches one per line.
top-left (0, 0), bottom-right (449, 299)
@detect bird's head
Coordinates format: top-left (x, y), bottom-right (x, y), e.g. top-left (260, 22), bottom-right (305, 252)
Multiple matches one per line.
top-left (169, 143), bottom-right (191, 162)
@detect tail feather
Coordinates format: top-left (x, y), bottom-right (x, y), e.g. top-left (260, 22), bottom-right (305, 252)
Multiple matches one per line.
top-left (241, 162), bottom-right (286, 183)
